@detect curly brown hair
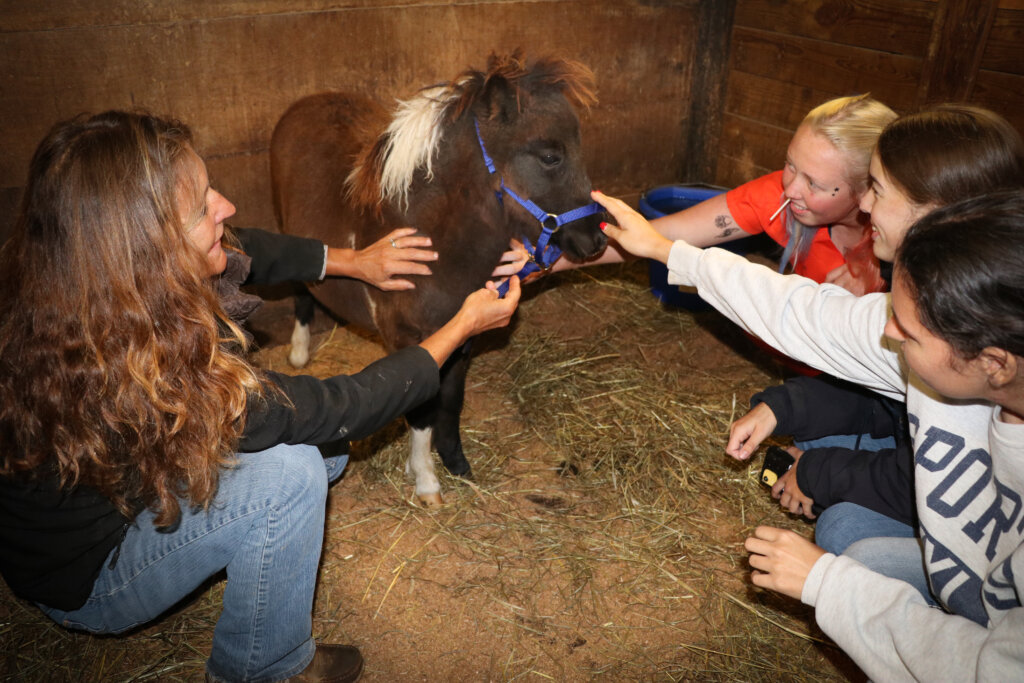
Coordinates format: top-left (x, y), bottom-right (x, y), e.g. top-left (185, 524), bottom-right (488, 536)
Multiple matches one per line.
top-left (0, 111), bottom-right (261, 527)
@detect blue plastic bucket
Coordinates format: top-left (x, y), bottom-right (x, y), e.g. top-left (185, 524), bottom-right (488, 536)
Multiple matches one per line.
top-left (639, 183), bottom-right (740, 310)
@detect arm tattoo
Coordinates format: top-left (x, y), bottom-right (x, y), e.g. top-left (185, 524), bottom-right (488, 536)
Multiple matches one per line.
top-left (714, 214), bottom-right (739, 238)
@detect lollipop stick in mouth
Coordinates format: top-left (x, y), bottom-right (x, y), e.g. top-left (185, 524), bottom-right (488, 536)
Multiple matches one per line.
top-left (769, 198), bottom-right (792, 223)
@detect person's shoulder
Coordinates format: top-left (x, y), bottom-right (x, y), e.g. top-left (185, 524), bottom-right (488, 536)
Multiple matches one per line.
top-left (726, 170), bottom-right (786, 235)
top-left (728, 170), bottom-right (784, 201)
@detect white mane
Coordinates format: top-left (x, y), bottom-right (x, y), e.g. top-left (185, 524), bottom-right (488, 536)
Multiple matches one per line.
top-left (374, 83), bottom-right (466, 211)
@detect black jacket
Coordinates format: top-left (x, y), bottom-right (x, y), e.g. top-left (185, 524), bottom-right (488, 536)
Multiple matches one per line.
top-left (751, 374), bottom-right (915, 525)
top-left (0, 229), bottom-right (440, 610)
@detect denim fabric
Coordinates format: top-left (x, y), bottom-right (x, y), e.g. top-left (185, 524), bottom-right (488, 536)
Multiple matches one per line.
top-left (323, 452), bottom-right (349, 484)
top-left (815, 501), bottom-right (914, 554)
top-left (39, 444), bottom-right (344, 682)
top-left (795, 433), bottom-right (897, 452)
top-left (815, 502), bottom-right (936, 605)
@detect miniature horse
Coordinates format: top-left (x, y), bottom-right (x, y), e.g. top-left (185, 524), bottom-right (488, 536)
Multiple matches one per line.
top-left (270, 53), bottom-right (606, 505)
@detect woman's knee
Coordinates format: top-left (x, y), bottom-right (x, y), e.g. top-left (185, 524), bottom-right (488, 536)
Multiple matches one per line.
top-left (256, 443), bottom-right (328, 505)
top-left (813, 502), bottom-right (862, 555)
top-left (218, 443), bottom-right (328, 524)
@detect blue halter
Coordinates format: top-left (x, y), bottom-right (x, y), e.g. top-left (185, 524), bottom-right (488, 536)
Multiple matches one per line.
top-left (474, 119), bottom-right (603, 297)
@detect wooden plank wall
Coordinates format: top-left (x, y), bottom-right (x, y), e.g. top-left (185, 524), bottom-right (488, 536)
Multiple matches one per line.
top-left (0, 0), bottom-right (705, 243)
top-left (714, 0), bottom-right (1024, 189)
top-left (3, 1), bottom-right (1020, 244)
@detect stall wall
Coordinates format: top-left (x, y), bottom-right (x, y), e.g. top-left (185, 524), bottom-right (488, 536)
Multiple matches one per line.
top-left (2, 1), bottom-right (1021, 245)
top-left (0, 0), bottom-right (707, 242)
top-left (715, 0), bottom-right (1024, 188)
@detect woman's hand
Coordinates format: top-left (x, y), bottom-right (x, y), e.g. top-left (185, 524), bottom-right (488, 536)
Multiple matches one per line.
top-left (590, 191), bottom-right (674, 263)
top-left (824, 263), bottom-right (869, 296)
top-left (418, 277), bottom-right (521, 367)
top-left (491, 239), bottom-right (529, 278)
top-left (771, 447), bottom-right (816, 519)
top-left (824, 262), bottom-right (885, 296)
top-left (726, 403), bottom-right (778, 460)
top-left (745, 526), bottom-right (826, 600)
top-left (456, 277), bottom-right (522, 337)
top-left (327, 227), bottom-right (437, 290)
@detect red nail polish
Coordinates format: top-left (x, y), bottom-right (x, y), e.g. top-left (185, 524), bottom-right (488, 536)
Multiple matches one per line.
top-left (599, 222), bottom-right (608, 231)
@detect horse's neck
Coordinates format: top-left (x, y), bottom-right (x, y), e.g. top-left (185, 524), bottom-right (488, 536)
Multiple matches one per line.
top-left (399, 121), bottom-right (506, 230)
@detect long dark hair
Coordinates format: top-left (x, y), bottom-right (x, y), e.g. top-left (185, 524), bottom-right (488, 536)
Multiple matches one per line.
top-left (0, 111), bottom-right (260, 526)
top-left (896, 190), bottom-right (1024, 359)
top-left (878, 105), bottom-right (1024, 207)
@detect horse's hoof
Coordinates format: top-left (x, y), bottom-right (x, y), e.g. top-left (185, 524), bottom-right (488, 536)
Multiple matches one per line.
top-left (443, 461), bottom-right (472, 479)
top-left (418, 491), bottom-right (444, 508)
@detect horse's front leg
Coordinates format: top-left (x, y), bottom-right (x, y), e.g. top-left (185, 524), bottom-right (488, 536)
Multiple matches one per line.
top-left (433, 341), bottom-right (472, 477)
top-left (404, 342), bottom-right (472, 507)
top-left (287, 287), bottom-right (316, 368)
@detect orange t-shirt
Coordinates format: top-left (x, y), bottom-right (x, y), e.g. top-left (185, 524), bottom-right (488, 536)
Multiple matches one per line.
top-left (725, 170), bottom-right (844, 284)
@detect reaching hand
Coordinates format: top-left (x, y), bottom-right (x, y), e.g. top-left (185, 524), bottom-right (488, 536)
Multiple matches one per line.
top-left (824, 262), bottom-right (883, 296)
top-left (770, 447), bottom-right (816, 519)
top-left (745, 526), bottom-right (826, 600)
top-left (590, 191), bottom-right (674, 263)
top-left (418, 277), bottom-right (521, 369)
top-left (347, 227), bottom-right (437, 290)
top-left (492, 239), bottom-right (530, 278)
top-left (726, 403), bottom-right (778, 460)
top-left (459, 276), bottom-right (522, 337)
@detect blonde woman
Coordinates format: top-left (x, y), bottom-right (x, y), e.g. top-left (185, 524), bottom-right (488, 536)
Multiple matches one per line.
top-left (557, 94), bottom-right (897, 295)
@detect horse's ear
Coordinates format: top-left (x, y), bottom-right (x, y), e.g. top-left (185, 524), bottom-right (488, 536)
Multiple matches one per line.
top-left (481, 72), bottom-right (521, 124)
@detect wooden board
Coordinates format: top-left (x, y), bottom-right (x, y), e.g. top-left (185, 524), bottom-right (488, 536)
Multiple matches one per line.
top-left (723, 70), bottom-right (872, 132)
top-left (728, 27), bottom-right (922, 113)
top-left (0, 1), bottom-right (699, 237)
top-left (972, 69), bottom-right (1024, 135)
top-left (982, 5), bottom-right (1024, 74)
top-left (716, 112), bottom-right (792, 182)
top-left (734, 0), bottom-right (936, 57)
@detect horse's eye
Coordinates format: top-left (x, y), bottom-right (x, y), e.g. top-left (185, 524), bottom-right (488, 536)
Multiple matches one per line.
top-left (539, 153), bottom-right (562, 168)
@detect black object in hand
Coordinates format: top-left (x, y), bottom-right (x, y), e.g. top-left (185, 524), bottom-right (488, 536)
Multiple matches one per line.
top-left (760, 446), bottom-right (795, 487)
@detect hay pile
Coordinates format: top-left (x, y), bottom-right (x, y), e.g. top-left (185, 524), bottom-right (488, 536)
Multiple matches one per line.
top-left (0, 263), bottom-right (862, 681)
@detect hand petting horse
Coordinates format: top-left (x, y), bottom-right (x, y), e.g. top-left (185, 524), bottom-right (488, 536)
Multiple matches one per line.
top-left (271, 52), bottom-right (607, 506)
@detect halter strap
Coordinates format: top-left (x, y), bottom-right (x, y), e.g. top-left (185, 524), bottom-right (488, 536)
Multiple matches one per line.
top-left (474, 119), bottom-right (603, 298)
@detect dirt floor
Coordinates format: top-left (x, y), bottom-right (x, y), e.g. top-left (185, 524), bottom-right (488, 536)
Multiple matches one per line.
top-left (0, 262), bottom-right (864, 682)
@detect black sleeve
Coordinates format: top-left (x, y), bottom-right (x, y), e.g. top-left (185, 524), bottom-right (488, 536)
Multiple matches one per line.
top-left (796, 444), bottom-right (916, 526)
top-left (239, 345), bottom-right (440, 451)
top-left (752, 375), bottom-right (904, 442)
top-left (232, 227), bottom-right (326, 286)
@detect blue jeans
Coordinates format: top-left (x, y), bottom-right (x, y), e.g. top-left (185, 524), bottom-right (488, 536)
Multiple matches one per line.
top-left (39, 444), bottom-right (348, 682)
top-left (815, 502), bottom-right (935, 605)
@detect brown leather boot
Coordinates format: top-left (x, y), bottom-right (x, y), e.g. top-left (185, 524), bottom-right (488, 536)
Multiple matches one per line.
top-left (284, 645), bottom-right (363, 682)
top-left (204, 644), bottom-right (364, 683)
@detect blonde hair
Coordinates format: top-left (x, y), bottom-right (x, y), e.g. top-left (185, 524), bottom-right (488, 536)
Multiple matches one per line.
top-left (802, 94), bottom-right (898, 193)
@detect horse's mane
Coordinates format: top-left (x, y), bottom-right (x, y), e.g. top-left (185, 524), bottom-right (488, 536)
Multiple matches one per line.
top-left (347, 52), bottom-right (597, 212)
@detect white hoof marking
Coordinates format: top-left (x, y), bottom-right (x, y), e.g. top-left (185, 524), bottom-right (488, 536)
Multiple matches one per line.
top-left (288, 321), bottom-right (311, 368)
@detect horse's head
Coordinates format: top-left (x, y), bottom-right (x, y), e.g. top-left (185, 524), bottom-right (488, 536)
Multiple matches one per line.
top-left (462, 53), bottom-right (608, 263)
top-left (349, 52), bottom-right (607, 264)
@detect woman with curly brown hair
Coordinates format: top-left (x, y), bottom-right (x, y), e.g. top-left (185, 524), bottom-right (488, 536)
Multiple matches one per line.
top-left (0, 110), bottom-right (520, 682)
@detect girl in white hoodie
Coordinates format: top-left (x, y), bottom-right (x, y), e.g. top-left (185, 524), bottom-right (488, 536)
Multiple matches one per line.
top-left (593, 189), bottom-right (1024, 681)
